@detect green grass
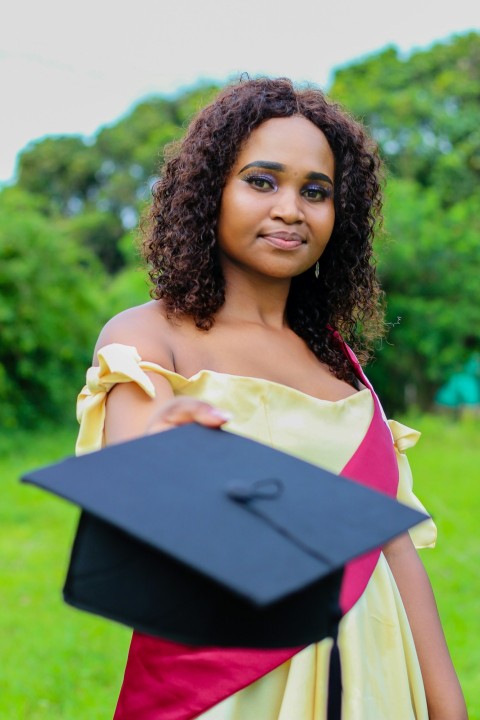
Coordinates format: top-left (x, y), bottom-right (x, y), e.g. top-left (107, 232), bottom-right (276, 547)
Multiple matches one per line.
top-left (0, 425), bottom-right (130, 719)
top-left (1, 416), bottom-right (478, 718)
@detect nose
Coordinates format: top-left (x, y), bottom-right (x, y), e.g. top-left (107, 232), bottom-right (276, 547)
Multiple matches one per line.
top-left (269, 188), bottom-right (304, 224)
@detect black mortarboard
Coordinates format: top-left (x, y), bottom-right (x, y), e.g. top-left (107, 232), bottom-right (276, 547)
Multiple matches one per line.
top-left (22, 424), bottom-right (426, 649)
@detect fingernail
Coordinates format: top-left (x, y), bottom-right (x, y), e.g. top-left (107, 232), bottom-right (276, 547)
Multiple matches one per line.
top-left (210, 408), bottom-right (233, 421)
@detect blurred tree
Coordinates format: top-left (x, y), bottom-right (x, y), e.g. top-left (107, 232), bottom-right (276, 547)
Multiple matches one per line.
top-left (17, 136), bottom-right (100, 215)
top-left (65, 210), bottom-right (125, 273)
top-left (14, 84), bottom-right (221, 275)
top-left (330, 32), bottom-right (480, 410)
top-left (171, 83), bottom-right (222, 126)
top-left (330, 32), bottom-right (480, 205)
top-left (102, 232), bottom-right (152, 315)
top-left (0, 188), bottom-right (107, 428)
top-left (2, 83), bottom-right (223, 425)
top-left (367, 179), bottom-right (480, 411)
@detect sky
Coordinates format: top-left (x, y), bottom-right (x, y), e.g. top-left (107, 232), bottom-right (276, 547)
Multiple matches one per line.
top-left (1, 0), bottom-right (478, 184)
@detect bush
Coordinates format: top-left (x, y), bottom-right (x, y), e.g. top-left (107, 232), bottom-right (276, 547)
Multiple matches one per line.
top-left (0, 189), bottom-right (108, 428)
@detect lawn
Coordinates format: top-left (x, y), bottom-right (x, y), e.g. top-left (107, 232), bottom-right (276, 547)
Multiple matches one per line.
top-left (0, 424), bottom-right (130, 719)
top-left (1, 415), bottom-right (478, 718)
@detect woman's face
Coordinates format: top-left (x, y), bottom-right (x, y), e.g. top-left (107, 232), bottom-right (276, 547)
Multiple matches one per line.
top-left (217, 115), bottom-right (335, 281)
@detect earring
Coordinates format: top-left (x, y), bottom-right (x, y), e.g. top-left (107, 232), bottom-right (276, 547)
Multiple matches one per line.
top-left (314, 261), bottom-right (320, 279)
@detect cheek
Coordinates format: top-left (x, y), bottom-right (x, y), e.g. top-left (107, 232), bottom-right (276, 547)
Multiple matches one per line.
top-left (218, 196), bottom-right (238, 243)
top-left (217, 188), bottom-right (257, 242)
top-left (327, 210), bottom-right (336, 237)
top-left (217, 208), bottom-right (242, 253)
top-left (221, 185), bottom-right (257, 218)
top-left (314, 206), bottom-right (336, 243)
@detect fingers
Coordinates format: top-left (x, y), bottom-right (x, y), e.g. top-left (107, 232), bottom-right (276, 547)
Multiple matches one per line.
top-left (146, 398), bottom-right (232, 434)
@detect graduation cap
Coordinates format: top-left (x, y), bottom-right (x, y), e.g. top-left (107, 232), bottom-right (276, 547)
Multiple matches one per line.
top-left (22, 424), bottom-right (426, 649)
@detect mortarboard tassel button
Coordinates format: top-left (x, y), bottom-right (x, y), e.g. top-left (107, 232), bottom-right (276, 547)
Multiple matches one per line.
top-left (226, 478), bottom-right (284, 503)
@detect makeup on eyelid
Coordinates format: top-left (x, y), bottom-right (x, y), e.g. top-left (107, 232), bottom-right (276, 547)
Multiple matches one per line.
top-left (241, 173), bottom-right (334, 201)
top-left (238, 161), bottom-right (334, 187)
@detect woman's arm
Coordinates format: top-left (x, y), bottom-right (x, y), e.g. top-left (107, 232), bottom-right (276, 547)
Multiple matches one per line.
top-left (104, 375), bottom-right (230, 445)
top-left (383, 534), bottom-right (467, 719)
top-left (94, 308), bottom-right (231, 446)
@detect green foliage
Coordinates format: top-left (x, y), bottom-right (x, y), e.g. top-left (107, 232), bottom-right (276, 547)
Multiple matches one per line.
top-left (331, 33), bottom-right (480, 204)
top-left (330, 32), bottom-right (480, 410)
top-left (368, 179), bottom-right (480, 411)
top-left (0, 188), bottom-right (107, 428)
top-left (170, 82), bottom-right (222, 126)
top-left (3, 82), bottom-right (225, 428)
top-left (104, 267), bottom-right (151, 317)
top-left (66, 209), bottom-right (126, 273)
top-left (17, 136), bottom-right (100, 216)
top-left (15, 84), bottom-right (222, 275)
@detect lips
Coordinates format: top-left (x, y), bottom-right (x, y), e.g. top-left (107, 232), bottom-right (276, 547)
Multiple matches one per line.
top-left (260, 231), bottom-right (305, 250)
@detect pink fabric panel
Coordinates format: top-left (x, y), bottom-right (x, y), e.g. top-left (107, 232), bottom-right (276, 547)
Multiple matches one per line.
top-left (339, 395), bottom-right (398, 613)
top-left (114, 634), bottom-right (294, 720)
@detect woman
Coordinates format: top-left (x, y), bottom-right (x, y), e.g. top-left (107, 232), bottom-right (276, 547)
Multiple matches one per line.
top-left (77, 78), bottom-right (467, 719)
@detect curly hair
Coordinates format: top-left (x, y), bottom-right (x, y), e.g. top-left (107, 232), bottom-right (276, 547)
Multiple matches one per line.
top-left (143, 77), bottom-right (384, 381)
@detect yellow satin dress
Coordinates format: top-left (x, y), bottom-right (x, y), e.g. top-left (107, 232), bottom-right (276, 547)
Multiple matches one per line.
top-left (77, 344), bottom-right (436, 720)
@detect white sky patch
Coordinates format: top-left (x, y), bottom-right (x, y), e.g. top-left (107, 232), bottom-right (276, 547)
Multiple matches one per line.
top-left (1, 0), bottom-right (478, 182)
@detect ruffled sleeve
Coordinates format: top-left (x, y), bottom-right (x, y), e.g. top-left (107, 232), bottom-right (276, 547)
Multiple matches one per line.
top-left (388, 419), bottom-right (437, 549)
top-left (75, 343), bottom-right (159, 456)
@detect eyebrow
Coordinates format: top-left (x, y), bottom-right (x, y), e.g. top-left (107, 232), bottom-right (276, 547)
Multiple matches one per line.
top-left (238, 161), bottom-right (333, 186)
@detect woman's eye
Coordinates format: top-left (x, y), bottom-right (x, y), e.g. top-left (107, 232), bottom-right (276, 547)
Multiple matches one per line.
top-left (302, 185), bottom-right (332, 202)
top-left (243, 174), bottom-right (275, 191)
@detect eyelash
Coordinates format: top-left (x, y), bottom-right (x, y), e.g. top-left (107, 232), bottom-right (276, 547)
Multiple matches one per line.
top-left (242, 173), bottom-right (333, 201)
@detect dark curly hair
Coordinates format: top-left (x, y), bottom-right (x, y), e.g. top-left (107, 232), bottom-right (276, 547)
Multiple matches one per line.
top-left (143, 77), bottom-right (384, 381)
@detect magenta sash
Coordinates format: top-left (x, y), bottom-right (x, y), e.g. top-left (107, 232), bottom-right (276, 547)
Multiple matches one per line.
top-left (114, 340), bottom-right (399, 720)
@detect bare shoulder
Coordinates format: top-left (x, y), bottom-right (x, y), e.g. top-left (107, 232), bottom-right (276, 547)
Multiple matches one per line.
top-left (94, 300), bottom-right (175, 369)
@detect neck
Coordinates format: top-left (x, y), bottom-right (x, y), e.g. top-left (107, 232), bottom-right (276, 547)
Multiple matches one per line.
top-left (217, 264), bottom-right (291, 329)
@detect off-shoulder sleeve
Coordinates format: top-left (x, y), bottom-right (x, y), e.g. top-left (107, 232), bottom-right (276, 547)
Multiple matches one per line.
top-left (75, 343), bottom-right (164, 456)
top-left (388, 419), bottom-right (437, 549)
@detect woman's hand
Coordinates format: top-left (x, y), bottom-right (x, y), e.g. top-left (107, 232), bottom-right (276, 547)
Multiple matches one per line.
top-left (146, 397), bottom-right (231, 434)
top-left (104, 373), bottom-right (232, 447)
